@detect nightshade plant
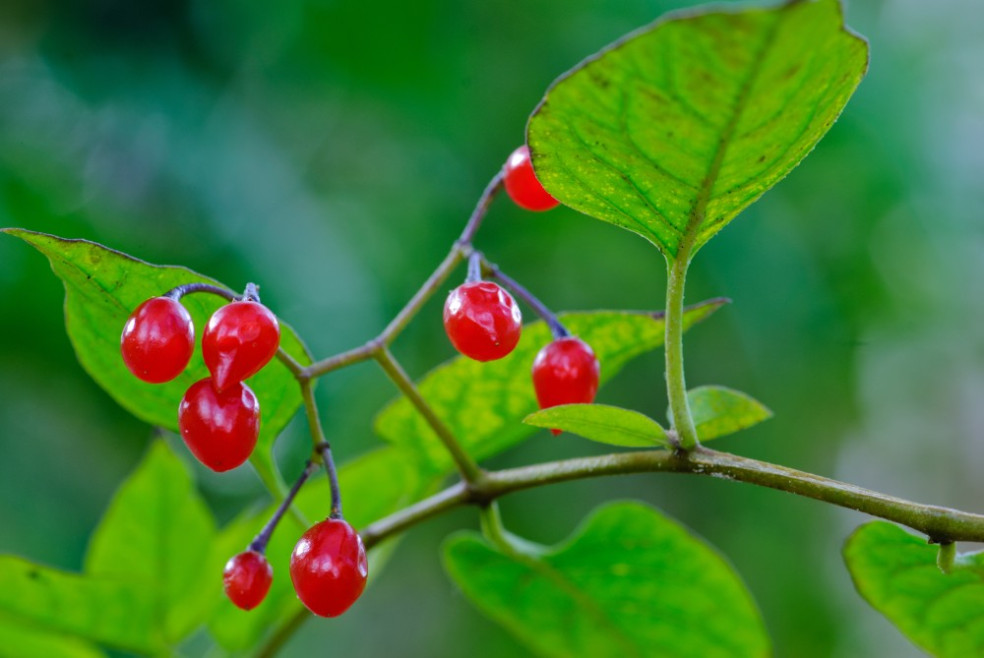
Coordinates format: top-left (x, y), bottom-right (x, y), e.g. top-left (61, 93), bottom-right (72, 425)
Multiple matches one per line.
top-left (3, 1), bottom-right (983, 656)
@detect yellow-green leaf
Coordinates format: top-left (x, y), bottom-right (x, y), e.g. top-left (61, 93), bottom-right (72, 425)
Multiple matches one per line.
top-left (524, 403), bottom-right (669, 448)
top-left (529, 0), bottom-right (868, 260)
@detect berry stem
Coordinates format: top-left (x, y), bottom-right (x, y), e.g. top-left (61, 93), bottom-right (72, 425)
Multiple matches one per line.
top-left (299, 379), bottom-right (344, 518)
top-left (241, 282), bottom-right (261, 302)
top-left (316, 441), bottom-right (344, 520)
top-left (164, 282), bottom-right (237, 302)
top-left (664, 255), bottom-right (699, 451)
top-left (374, 347), bottom-right (485, 485)
top-left (248, 460), bottom-right (318, 554)
top-left (482, 256), bottom-right (569, 339)
top-left (466, 251), bottom-right (482, 284)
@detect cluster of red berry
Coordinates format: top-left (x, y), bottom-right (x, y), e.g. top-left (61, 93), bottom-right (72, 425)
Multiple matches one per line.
top-left (120, 293), bottom-right (281, 471)
top-left (443, 146), bottom-right (601, 425)
top-left (115, 145), bottom-right (577, 621)
top-left (120, 290), bottom-right (369, 617)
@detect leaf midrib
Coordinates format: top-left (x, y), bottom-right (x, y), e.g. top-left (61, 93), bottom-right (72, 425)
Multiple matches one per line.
top-left (680, 11), bottom-right (786, 261)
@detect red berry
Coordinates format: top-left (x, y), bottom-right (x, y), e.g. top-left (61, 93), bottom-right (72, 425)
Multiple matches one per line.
top-left (290, 518), bottom-right (368, 618)
top-left (120, 297), bottom-right (194, 383)
top-left (503, 145), bottom-right (560, 212)
top-left (202, 300), bottom-right (281, 392)
top-left (444, 281), bottom-right (522, 362)
top-left (178, 377), bottom-right (260, 472)
top-left (532, 337), bottom-right (600, 435)
top-left (223, 550), bottom-right (273, 611)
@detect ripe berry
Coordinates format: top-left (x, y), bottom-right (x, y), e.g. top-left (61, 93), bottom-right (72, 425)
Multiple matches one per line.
top-left (290, 518), bottom-right (368, 618)
top-left (532, 337), bottom-right (600, 435)
top-left (503, 145), bottom-right (560, 212)
top-left (202, 300), bottom-right (281, 393)
top-left (223, 550), bottom-right (273, 611)
top-left (444, 281), bottom-right (522, 362)
top-left (120, 297), bottom-right (194, 383)
top-left (178, 377), bottom-right (260, 472)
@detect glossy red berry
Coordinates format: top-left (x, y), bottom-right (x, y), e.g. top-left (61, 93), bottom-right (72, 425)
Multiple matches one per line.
top-left (290, 518), bottom-right (368, 618)
top-left (223, 550), bottom-right (273, 611)
top-left (503, 145), bottom-right (560, 212)
top-left (444, 281), bottom-right (522, 362)
top-left (202, 300), bottom-right (281, 393)
top-left (532, 337), bottom-right (600, 435)
top-left (178, 377), bottom-right (260, 472)
top-left (120, 297), bottom-right (194, 383)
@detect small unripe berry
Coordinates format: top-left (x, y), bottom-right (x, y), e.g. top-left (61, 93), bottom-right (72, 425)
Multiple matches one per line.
top-left (444, 281), bottom-right (522, 362)
top-left (290, 518), bottom-right (368, 618)
top-left (223, 550), bottom-right (273, 611)
top-left (532, 337), bottom-right (600, 435)
top-left (202, 300), bottom-right (281, 392)
top-left (120, 297), bottom-right (194, 383)
top-left (178, 377), bottom-right (260, 471)
top-left (503, 145), bottom-right (560, 212)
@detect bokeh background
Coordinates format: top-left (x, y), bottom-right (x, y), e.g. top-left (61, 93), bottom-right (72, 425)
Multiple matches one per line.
top-left (2, 0), bottom-right (983, 655)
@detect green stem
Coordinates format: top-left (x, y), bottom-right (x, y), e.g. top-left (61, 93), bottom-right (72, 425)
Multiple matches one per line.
top-left (360, 446), bottom-right (984, 550)
top-left (937, 542), bottom-right (957, 575)
top-left (664, 255), bottom-right (699, 450)
top-left (374, 348), bottom-right (486, 485)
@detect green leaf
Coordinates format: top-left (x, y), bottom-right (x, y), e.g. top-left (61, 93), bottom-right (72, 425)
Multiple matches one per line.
top-left (524, 403), bottom-right (669, 448)
top-left (685, 385), bottom-right (772, 441)
top-left (209, 447), bottom-right (426, 651)
top-left (0, 557), bottom-right (161, 653)
top-left (444, 501), bottom-right (770, 657)
top-left (845, 522), bottom-right (984, 657)
top-left (0, 617), bottom-right (107, 658)
top-left (0, 440), bottom-right (219, 653)
top-left (528, 0), bottom-right (868, 259)
top-left (375, 299), bottom-right (725, 475)
top-left (85, 440), bottom-right (218, 643)
top-left (2, 229), bottom-right (312, 470)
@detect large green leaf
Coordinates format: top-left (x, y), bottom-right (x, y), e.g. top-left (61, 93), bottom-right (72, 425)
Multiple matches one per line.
top-left (375, 300), bottom-right (725, 475)
top-left (524, 403), bottom-right (669, 448)
top-left (0, 558), bottom-right (161, 653)
top-left (845, 522), bottom-right (984, 656)
top-left (0, 441), bottom-right (217, 653)
top-left (85, 440), bottom-right (218, 642)
top-left (209, 447), bottom-right (425, 652)
top-left (2, 229), bottom-right (312, 481)
top-left (528, 0), bottom-right (868, 260)
top-left (444, 501), bottom-right (769, 657)
top-left (0, 618), bottom-right (106, 658)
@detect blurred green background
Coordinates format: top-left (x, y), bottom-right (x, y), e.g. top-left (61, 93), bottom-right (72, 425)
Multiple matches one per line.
top-left (2, 0), bottom-right (983, 655)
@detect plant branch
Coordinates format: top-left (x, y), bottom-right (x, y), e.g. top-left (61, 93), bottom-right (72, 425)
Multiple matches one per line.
top-left (373, 348), bottom-right (486, 485)
top-left (360, 446), bottom-right (984, 549)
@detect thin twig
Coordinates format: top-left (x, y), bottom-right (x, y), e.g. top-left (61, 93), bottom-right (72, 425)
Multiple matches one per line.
top-left (373, 348), bottom-right (485, 485)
